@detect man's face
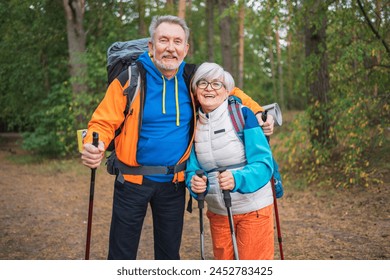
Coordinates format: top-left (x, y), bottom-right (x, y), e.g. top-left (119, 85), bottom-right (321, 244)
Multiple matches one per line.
top-left (149, 22), bottom-right (189, 76)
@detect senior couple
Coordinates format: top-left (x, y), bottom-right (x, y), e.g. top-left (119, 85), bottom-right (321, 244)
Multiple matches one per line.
top-left (81, 15), bottom-right (275, 260)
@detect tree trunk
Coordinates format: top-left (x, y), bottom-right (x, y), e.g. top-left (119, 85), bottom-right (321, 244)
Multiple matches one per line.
top-left (304, 0), bottom-right (335, 147)
top-left (188, 0), bottom-right (194, 58)
top-left (286, 0), bottom-right (293, 108)
top-left (63, 0), bottom-right (87, 125)
top-left (267, 3), bottom-right (277, 101)
top-left (178, 0), bottom-right (186, 19)
top-left (138, 0), bottom-right (146, 36)
top-left (237, 2), bottom-right (245, 89)
top-left (206, 0), bottom-right (215, 61)
top-left (373, 0), bottom-right (382, 96)
top-left (118, 0), bottom-right (124, 19)
top-left (275, 16), bottom-right (285, 109)
top-left (218, 0), bottom-right (233, 74)
top-left (165, 0), bottom-right (175, 15)
top-left (63, 0), bottom-right (87, 96)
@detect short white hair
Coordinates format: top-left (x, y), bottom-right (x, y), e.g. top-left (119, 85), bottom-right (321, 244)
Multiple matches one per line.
top-left (149, 15), bottom-right (190, 43)
top-left (191, 62), bottom-right (235, 93)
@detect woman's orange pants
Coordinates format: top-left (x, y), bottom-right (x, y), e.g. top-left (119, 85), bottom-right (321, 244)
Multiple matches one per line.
top-left (206, 204), bottom-right (274, 260)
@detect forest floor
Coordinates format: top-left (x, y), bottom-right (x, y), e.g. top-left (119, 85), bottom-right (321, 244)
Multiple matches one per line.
top-left (0, 130), bottom-right (389, 261)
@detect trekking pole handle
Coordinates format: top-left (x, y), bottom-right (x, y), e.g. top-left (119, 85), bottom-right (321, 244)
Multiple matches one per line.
top-left (91, 132), bottom-right (99, 171)
top-left (261, 111), bottom-right (271, 143)
top-left (223, 190), bottom-right (232, 208)
top-left (218, 168), bottom-right (232, 208)
top-left (92, 132), bottom-right (99, 148)
top-left (196, 170), bottom-right (205, 208)
top-left (261, 110), bottom-right (267, 122)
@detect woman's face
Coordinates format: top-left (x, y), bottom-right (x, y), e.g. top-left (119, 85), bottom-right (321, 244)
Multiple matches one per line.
top-left (195, 79), bottom-right (229, 113)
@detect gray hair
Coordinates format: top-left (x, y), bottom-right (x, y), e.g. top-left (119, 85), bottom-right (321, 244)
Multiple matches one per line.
top-left (149, 15), bottom-right (190, 43)
top-left (191, 62), bottom-right (235, 93)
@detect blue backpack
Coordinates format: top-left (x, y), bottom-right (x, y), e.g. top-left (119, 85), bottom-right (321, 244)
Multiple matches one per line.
top-left (227, 96), bottom-right (284, 198)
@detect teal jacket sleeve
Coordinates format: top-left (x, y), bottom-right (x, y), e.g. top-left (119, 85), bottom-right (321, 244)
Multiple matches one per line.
top-left (185, 146), bottom-right (209, 199)
top-left (231, 107), bottom-right (274, 194)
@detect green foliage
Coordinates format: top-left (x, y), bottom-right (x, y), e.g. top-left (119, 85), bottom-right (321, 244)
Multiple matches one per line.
top-left (330, 83), bottom-right (388, 188)
top-left (277, 105), bottom-right (387, 190)
top-left (325, 1), bottom-right (389, 188)
top-left (0, 0), bottom-right (68, 131)
top-left (22, 83), bottom-right (74, 157)
top-left (274, 0), bottom-right (389, 190)
top-left (0, 0), bottom-right (388, 191)
top-left (279, 77), bottom-right (388, 189)
top-left (275, 111), bottom-right (314, 182)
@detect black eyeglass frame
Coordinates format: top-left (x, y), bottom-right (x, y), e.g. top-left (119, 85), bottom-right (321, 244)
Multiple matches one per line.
top-left (196, 79), bottom-right (225, 90)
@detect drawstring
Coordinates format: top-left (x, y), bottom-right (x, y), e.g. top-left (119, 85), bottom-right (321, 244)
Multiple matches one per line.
top-left (175, 76), bottom-right (180, 126)
top-left (161, 75), bottom-right (180, 126)
top-left (162, 75), bottom-right (166, 114)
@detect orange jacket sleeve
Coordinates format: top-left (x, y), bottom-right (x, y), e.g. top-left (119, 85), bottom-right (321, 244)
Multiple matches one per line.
top-left (83, 79), bottom-right (129, 149)
top-left (230, 87), bottom-right (264, 115)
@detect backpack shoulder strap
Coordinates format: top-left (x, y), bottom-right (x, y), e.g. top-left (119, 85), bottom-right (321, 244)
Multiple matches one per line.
top-left (106, 62), bottom-right (144, 151)
top-left (228, 96), bottom-right (245, 135)
top-left (183, 63), bottom-right (197, 88)
top-left (117, 69), bottom-right (129, 87)
top-left (121, 61), bottom-right (144, 116)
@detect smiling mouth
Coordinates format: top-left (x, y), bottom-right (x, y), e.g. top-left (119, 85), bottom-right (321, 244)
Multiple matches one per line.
top-left (163, 55), bottom-right (177, 60)
top-left (203, 94), bottom-right (215, 98)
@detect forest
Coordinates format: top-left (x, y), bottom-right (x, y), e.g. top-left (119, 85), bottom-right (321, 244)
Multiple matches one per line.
top-left (0, 0), bottom-right (388, 189)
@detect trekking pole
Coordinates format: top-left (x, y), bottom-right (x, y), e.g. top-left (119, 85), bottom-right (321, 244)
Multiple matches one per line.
top-left (85, 132), bottom-right (99, 260)
top-left (196, 170), bottom-right (206, 260)
top-left (271, 173), bottom-right (284, 260)
top-left (262, 112), bottom-right (284, 260)
top-left (218, 168), bottom-right (239, 260)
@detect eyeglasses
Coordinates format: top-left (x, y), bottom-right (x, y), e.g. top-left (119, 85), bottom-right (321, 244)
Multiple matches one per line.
top-left (196, 80), bottom-right (225, 90)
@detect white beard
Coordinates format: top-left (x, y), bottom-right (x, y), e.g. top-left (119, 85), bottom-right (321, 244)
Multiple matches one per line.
top-left (152, 49), bottom-right (183, 71)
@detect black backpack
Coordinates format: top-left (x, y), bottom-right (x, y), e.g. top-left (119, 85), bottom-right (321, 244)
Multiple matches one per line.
top-left (105, 38), bottom-right (149, 151)
top-left (107, 38), bottom-right (150, 86)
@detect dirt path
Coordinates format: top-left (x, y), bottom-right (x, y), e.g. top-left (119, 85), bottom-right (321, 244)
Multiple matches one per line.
top-left (0, 138), bottom-right (389, 260)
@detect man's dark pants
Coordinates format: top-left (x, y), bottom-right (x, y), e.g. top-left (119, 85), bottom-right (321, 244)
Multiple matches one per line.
top-left (107, 178), bottom-right (186, 260)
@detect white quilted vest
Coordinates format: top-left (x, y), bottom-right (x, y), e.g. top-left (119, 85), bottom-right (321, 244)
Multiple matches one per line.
top-left (195, 99), bottom-right (272, 215)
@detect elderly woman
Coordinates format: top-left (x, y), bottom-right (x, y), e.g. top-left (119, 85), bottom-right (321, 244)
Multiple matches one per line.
top-left (185, 62), bottom-right (275, 260)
